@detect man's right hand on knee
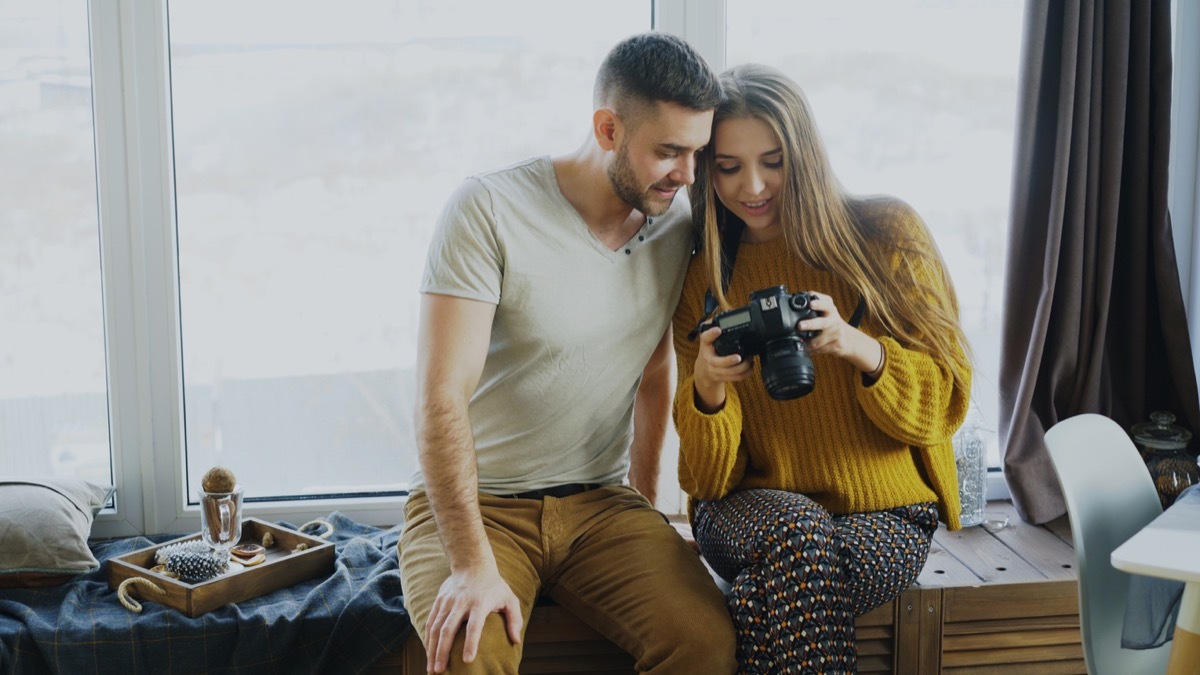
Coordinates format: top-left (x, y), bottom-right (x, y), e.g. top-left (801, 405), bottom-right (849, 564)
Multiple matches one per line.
top-left (424, 565), bottom-right (524, 673)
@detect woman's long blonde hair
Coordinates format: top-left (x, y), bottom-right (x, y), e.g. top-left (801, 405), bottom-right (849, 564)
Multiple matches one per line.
top-left (690, 63), bottom-right (971, 391)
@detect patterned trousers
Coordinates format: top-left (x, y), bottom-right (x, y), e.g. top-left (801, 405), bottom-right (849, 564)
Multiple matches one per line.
top-left (693, 489), bottom-right (938, 675)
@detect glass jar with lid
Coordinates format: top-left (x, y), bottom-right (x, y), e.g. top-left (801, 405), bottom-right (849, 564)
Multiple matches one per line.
top-left (1130, 411), bottom-right (1196, 508)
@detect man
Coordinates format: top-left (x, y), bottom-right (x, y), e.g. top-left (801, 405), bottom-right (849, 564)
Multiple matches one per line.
top-left (399, 32), bottom-right (737, 674)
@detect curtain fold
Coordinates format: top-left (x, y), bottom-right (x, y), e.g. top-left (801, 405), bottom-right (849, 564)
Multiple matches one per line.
top-left (1000, 0), bottom-right (1200, 524)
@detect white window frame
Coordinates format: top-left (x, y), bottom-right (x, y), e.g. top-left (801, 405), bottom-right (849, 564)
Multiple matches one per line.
top-left (1173, 0), bottom-right (1200, 387)
top-left (86, 0), bottom-right (1197, 535)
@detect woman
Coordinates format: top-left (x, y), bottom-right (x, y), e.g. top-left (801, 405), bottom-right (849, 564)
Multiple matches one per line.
top-left (672, 63), bottom-right (972, 674)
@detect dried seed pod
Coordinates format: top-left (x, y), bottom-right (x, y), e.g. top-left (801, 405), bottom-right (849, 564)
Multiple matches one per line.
top-left (201, 466), bottom-right (237, 493)
top-left (166, 550), bottom-right (228, 583)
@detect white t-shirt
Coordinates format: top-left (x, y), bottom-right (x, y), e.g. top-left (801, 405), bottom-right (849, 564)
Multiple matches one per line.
top-left (414, 156), bottom-right (693, 494)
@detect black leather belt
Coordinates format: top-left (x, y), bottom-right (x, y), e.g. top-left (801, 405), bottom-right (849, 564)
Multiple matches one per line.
top-left (499, 483), bottom-right (600, 499)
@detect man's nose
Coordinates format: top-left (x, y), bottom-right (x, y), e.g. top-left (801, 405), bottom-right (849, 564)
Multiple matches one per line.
top-left (671, 154), bottom-right (697, 186)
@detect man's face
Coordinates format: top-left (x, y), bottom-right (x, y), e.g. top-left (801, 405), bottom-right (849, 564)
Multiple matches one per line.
top-left (607, 102), bottom-right (714, 217)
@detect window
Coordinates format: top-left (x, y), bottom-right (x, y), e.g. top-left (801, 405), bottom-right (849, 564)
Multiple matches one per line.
top-left (0, 3), bottom-right (111, 487)
top-left (725, 0), bottom-right (1026, 468)
top-left (20, 2), bottom-right (1066, 533)
top-left (74, 1), bottom-right (651, 533)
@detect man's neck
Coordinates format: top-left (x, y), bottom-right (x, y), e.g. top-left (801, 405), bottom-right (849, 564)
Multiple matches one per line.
top-left (552, 147), bottom-right (645, 251)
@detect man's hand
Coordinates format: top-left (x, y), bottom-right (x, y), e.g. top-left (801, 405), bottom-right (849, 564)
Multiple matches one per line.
top-left (425, 566), bottom-right (524, 673)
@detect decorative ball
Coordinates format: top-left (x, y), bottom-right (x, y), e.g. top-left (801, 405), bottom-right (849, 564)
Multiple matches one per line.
top-left (201, 466), bottom-right (237, 493)
top-left (166, 550), bottom-right (228, 583)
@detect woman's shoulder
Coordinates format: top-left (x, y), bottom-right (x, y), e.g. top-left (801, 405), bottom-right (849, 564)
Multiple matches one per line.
top-left (847, 195), bottom-right (923, 230)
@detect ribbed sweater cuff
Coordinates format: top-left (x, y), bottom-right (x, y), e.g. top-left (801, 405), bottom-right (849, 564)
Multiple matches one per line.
top-left (674, 375), bottom-right (743, 500)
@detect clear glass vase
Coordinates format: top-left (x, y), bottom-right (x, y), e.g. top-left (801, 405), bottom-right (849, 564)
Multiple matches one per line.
top-left (953, 422), bottom-right (987, 527)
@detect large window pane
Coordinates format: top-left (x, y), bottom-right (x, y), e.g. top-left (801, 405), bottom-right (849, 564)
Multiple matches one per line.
top-left (0, 3), bottom-right (111, 483)
top-left (727, 0), bottom-right (1024, 466)
top-left (167, 0), bottom-right (650, 502)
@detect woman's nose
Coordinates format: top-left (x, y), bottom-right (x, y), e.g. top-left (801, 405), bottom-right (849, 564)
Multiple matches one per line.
top-left (743, 169), bottom-right (766, 196)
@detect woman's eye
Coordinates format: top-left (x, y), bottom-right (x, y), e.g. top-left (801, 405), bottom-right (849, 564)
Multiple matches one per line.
top-left (716, 165), bottom-right (740, 175)
top-left (764, 159), bottom-right (784, 169)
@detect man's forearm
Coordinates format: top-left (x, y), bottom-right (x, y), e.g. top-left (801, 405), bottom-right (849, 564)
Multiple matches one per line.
top-left (417, 396), bottom-right (494, 572)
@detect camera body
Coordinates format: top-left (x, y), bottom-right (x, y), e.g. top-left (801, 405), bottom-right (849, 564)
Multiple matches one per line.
top-left (710, 285), bottom-right (819, 400)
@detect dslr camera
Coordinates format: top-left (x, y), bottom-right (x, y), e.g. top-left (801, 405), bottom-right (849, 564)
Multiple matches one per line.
top-left (707, 285), bottom-right (819, 400)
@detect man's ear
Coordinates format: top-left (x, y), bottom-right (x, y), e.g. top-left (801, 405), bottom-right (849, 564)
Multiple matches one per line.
top-left (593, 108), bottom-right (618, 151)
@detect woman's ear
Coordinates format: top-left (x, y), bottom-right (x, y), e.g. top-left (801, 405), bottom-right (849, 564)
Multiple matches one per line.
top-left (593, 108), bottom-right (618, 151)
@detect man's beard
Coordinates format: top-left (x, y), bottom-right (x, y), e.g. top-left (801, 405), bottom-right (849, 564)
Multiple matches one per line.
top-left (607, 142), bottom-right (680, 217)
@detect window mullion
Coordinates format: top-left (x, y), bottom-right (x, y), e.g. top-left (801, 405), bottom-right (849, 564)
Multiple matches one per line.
top-left (654, 0), bottom-right (727, 71)
top-left (90, 0), bottom-right (187, 536)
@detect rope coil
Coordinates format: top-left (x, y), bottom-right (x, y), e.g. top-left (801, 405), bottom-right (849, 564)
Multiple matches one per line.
top-left (298, 518), bottom-right (334, 540)
top-left (117, 576), bottom-right (166, 613)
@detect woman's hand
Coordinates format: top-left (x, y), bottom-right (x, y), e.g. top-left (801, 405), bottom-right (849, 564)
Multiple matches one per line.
top-left (799, 292), bottom-right (886, 378)
top-left (692, 325), bottom-right (755, 413)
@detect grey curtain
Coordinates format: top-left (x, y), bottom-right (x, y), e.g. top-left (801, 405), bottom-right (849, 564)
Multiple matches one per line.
top-left (1000, 0), bottom-right (1200, 524)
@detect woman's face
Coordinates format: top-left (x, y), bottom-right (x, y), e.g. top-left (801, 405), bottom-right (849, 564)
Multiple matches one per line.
top-left (712, 116), bottom-right (785, 243)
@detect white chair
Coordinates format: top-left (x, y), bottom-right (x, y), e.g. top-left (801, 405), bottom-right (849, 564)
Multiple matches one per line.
top-left (1044, 413), bottom-right (1172, 675)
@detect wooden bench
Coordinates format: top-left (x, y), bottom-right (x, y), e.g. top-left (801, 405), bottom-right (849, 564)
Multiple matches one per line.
top-left (370, 500), bottom-right (1084, 674)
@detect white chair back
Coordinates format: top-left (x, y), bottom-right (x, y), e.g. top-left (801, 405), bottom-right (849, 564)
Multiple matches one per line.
top-left (1044, 413), bottom-right (1171, 675)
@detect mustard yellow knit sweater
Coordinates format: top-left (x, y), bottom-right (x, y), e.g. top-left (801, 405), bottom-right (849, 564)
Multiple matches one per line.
top-left (671, 197), bottom-right (970, 530)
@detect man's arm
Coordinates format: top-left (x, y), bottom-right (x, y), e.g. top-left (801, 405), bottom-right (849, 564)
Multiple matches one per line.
top-left (415, 292), bottom-right (522, 673)
top-left (628, 326), bottom-right (675, 507)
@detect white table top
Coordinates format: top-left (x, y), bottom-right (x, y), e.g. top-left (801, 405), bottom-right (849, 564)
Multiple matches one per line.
top-left (1112, 491), bottom-right (1200, 583)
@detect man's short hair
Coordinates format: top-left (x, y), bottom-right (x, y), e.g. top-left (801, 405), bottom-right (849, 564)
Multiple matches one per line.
top-left (594, 32), bottom-right (722, 128)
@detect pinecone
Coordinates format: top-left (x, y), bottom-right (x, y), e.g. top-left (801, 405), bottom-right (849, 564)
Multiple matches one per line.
top-left (166, 550), bottom-right (228, 583)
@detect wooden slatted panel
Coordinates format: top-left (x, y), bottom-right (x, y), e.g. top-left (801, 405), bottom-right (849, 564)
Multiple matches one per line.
top-left (945, 643), bottom-right (1089, 667)
top-left (857, 600), bottom-right (897, 673)
top-left (940, 581), bottom-right (1083, 675)
top-left (943, 659), bottom-right (1088, 674)
top-left (942, 582), bottom-right (1078, 624)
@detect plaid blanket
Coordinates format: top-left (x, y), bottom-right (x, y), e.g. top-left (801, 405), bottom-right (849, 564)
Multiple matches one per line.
top-left (0, 512), bottom-right (411, 674)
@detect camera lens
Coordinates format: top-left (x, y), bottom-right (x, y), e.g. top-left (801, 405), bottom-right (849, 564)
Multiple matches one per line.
top-left (760, 336), bottom-right (815, 400)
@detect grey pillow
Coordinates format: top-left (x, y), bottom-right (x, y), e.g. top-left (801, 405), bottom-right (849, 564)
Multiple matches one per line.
top-left (0, 478), bottom-right (115, 587)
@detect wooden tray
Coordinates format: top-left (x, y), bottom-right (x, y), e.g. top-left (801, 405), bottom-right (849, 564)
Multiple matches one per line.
top-left (108, 517), bottom-right (335, 617)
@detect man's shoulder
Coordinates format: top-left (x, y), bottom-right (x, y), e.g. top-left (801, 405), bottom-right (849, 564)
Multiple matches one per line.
top-left (469, 156), bottom-right (552, 190)
top-left (442, 156), bottom-right (553, 217)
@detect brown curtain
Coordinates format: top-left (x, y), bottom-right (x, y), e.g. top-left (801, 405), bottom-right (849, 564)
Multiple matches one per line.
top-left (1000, 0), bottom-right (1200, 524)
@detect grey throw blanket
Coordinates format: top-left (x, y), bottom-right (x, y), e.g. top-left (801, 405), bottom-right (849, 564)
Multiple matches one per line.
top-left (0, 512), bottom-right (411, 674)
